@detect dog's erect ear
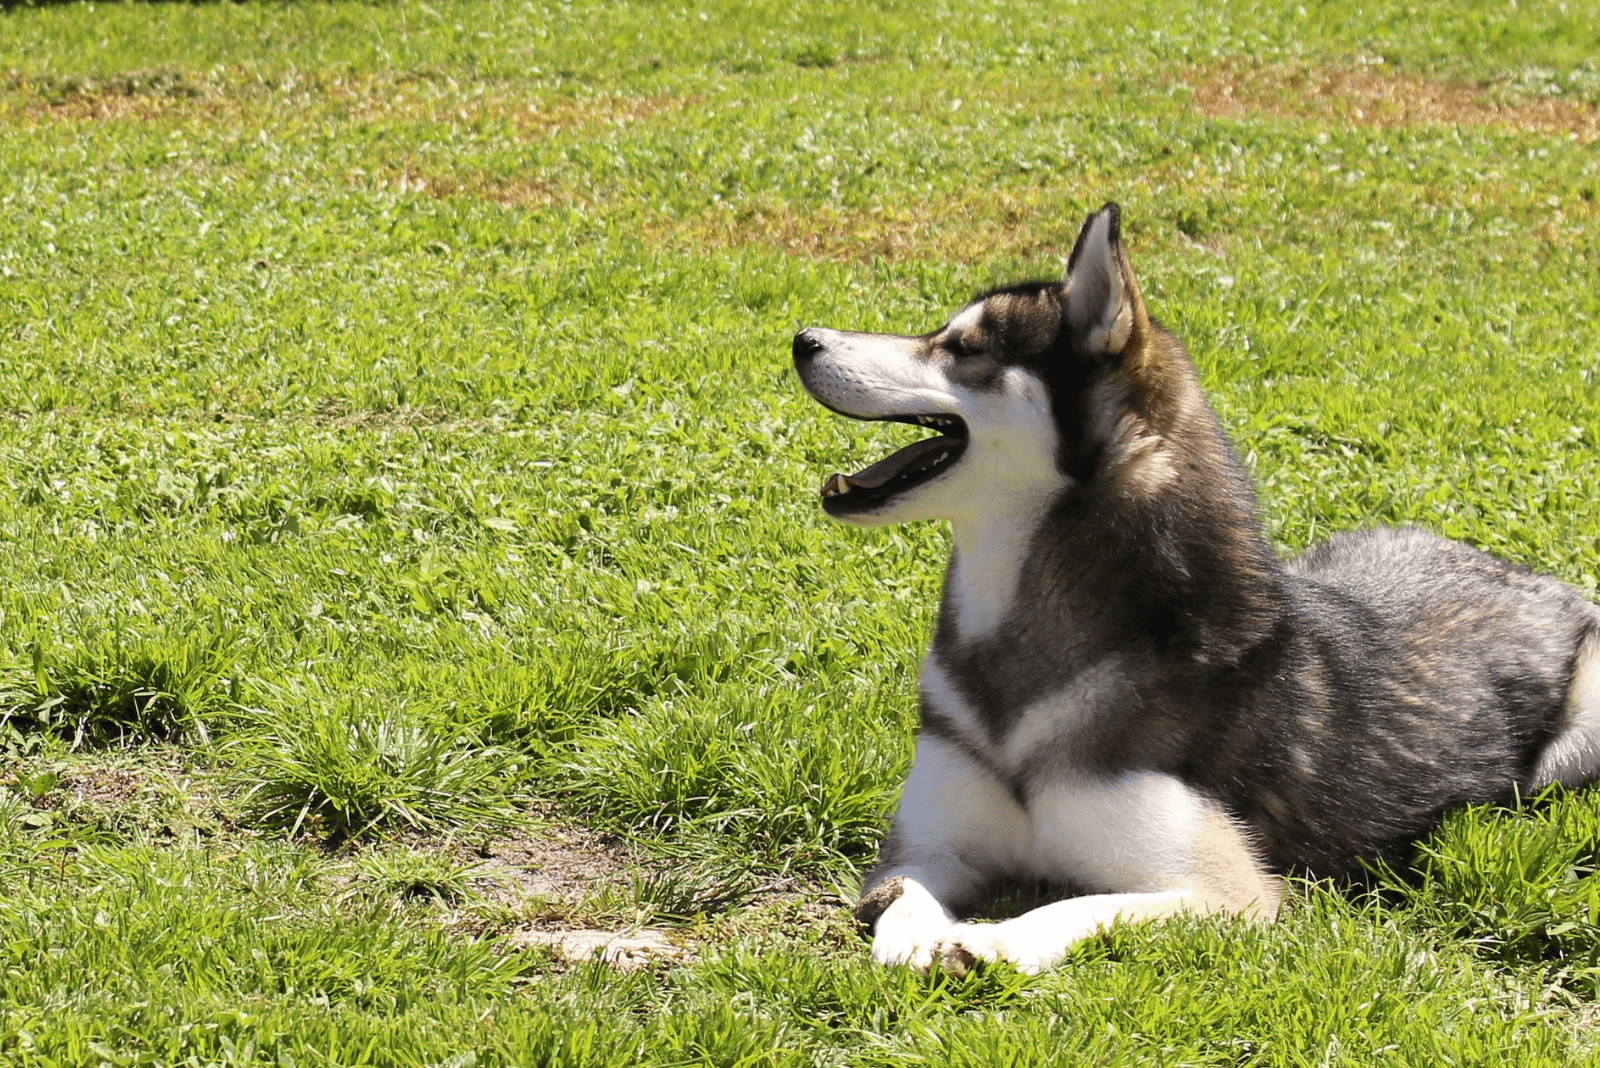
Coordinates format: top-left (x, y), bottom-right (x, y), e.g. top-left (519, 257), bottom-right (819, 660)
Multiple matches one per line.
top-left (1064, 202), bottom-right (1144, 359)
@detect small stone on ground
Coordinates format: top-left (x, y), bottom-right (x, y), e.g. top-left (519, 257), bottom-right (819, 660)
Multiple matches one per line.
top-left (510, 927), bottom-right (680, 970)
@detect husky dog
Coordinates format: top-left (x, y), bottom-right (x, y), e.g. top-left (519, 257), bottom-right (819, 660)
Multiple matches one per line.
top-left (792, 203), bottom-right (1600, 974)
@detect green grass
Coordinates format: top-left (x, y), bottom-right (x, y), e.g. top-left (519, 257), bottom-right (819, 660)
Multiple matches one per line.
top-left (1, 0), bottom-right (1599, 1063)
top-left (229, 692), bottom-right (527, 840)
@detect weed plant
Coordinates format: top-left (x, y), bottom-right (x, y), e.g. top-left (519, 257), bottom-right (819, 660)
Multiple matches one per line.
top-left (562, 679), bottom-right (910, 873)
top-left (1, 0), bottom-right (1599, 1063)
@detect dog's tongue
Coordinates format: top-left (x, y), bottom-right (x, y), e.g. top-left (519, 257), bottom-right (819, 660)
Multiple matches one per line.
top-left (825, 437), bottom-right (953, 494)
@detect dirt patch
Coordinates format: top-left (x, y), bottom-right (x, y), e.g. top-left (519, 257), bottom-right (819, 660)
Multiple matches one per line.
top-left (467, 816), bottom-right (640, 905)
top-left (13, 754), bottom-right (233, 840)
top-left (1190, 63), bottom-right (1600, 144)
top-left (461, 820), bottom-right (692, 971)
top-left (58, 765), bottom-right (149, 809)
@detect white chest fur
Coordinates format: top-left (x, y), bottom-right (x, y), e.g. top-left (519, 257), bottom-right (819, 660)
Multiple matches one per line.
top-left (946, 512), bottom-right (1037, 639)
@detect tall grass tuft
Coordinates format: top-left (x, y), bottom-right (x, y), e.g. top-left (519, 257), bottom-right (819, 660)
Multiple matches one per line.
top-left (230, 693), bottom-right (527, 841)
top-left (562, 681), bottom-right (912, 872)
top-left (1380, 787), bottom-right (1600, 983)
top-left (345, 845), bottom-right (493, 906)
top-left (0, 625), bottom-right (238, 749)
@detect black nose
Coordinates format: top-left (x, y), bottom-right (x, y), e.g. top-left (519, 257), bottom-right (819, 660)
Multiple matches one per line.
top-left (792, 329), bottom-right (824, 364)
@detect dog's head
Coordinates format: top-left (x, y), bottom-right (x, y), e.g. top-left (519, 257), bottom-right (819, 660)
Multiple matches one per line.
top-left (795, 202), bottom-right (1196, 526)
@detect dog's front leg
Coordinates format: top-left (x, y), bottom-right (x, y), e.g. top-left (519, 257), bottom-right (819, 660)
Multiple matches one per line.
top-left (931, 772), bottom-right (1283, 974)
top-left (854, 871), bottom-right (958, 970)
top-left (855, 736), bottom-right (1032, 970)
top-left (932, 890), bottom-right (1197, 974)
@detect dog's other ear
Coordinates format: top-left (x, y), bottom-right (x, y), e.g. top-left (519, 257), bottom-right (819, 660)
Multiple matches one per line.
top-left (1064, 202), bottom-right (1146, 360)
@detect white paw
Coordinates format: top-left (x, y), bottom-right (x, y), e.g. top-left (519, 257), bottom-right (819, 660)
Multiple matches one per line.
top-left (861, 877), bottom-right (955, 972)
top-left (932, 922), bottom-right (1051, 975)
top-left (871, 918), bottom-right (952, 971)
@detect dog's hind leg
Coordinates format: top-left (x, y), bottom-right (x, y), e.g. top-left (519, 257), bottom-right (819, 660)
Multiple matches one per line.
top-left (1532, 629), bottom-right (1600, 789)
top-left (931, 771), bottom-right (1282, 975)
top-left (855, 735), bottom-right (1033, 970)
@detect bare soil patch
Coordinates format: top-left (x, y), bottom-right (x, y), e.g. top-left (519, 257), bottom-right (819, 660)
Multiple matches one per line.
top-left (58, 763), bottom-right (155, 810)
top-left (7, 752), bottom-right (235, 841)
top-left (469, 817), bottom-right (641, 905)
top-left (463, 820), bottom-right (691, 971)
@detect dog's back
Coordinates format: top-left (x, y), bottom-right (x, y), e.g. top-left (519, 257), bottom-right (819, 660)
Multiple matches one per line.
top-left (1192, 527), bottom-right (1600, 878)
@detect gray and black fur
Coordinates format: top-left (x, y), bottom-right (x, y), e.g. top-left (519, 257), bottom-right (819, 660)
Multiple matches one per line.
top-left (926, 410), bottom-right (1597, 878)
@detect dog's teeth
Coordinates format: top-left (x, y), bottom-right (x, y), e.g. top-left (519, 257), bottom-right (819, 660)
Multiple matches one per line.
top-left (822, 473), bottom-right (849, 498)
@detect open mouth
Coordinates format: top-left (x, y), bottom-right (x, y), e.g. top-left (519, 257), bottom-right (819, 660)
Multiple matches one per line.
top-left (821, 413), bottom-right (969, 515)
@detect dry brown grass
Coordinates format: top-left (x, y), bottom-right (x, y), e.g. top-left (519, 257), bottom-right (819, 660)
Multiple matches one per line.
top-left (375, 87), bottom-right (691, 142)
top-left (435, 180), bottom-right (1090, 265)
top-left (8, 91), bottom-right (183, 125)
top-left (10, 60), bottom-right (1589, 265)
top-left (0, 87), bottom-right (233, 128)
top-left (654, 193), bottom-right (1056, 263)
top-left (1191, 63), bottom-right (1600, 144)
top-left (0, 68), bottom-right (229, 126)
top-left (1, 68), bottom-right (691, 142)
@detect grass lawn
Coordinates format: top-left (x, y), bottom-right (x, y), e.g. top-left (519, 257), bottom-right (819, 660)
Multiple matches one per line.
top-left (2, 0), bottom-right (1599, 1063)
